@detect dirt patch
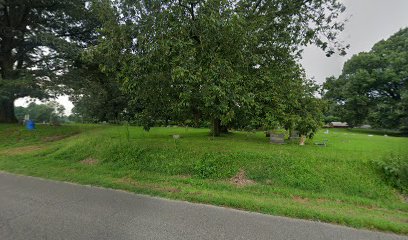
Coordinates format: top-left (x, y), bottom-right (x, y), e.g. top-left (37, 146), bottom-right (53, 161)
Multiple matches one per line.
top-left (387, 215), bottom-right (408, 224)
top-left (293, 196), bottom-right (309, 204)
top-left (116, 177), bottom-right (181, 193)
top-left (265, 179), bottom-right (273, 185)
top-left (164, 187), bottom-right (181, 193)
top-left (80, 158), bottom-right (99, 166)
top-left (42, 135), bottom-right (67, 142)
top-left (230, 169), bottom-right (255, 187)
top-left (64, 168), bottom-right (78, 174)
top-left (188, 191), bottom-right (203, 196)
top-left (1, 145), bottom-right (45, 155)
top-left (175, 175), bottom-right (191, 179)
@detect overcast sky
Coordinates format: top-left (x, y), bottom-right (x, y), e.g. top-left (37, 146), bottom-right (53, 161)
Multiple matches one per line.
top-left (15, 0), bottom-right (408, 115)
top-left (301, 0), bottom-right (408, 84)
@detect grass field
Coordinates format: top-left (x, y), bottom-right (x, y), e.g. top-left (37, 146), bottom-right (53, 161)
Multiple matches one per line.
top-left (0, 124), bottom-right (407, 234)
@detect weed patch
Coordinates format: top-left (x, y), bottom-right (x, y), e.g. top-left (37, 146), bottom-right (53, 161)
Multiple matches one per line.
top-left (374, 154), bottom-right (408, 193)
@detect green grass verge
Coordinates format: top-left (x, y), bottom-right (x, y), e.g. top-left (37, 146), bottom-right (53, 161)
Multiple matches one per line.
top-left (0, 124), bottom-right (407, 234)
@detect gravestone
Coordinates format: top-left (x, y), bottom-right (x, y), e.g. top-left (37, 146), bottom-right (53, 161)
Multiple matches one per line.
top-left (315, 139), bottom-right (328, 147)
top-left (289, 130), bottom-right (300, 140)
top-left (270, 133), bottom-right (285, 144)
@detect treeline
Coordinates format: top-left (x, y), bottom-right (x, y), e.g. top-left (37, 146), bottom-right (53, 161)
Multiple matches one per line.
top-left (323, 28), bottom-right (408, 134)
top-left (15, 102), bottom-right (67, 124)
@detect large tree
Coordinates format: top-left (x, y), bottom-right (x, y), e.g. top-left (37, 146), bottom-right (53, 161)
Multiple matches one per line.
top-left (90, 0), bottom-right (347, 135)
top-left (323, 28), bottom-right (408, 132)
top-left (0, 0), bottom-right (100, 123)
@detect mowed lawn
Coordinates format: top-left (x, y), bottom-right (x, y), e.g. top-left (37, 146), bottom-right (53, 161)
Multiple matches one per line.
top-left (0, 124), bottom-right (407, 234)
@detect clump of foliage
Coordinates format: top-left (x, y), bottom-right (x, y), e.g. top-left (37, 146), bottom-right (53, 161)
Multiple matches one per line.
top-left (374, 154), bottom-right (408, 193)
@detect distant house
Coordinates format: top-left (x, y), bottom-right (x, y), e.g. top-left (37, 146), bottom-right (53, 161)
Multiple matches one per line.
top-left (329, 122), bottom-right (349, 128)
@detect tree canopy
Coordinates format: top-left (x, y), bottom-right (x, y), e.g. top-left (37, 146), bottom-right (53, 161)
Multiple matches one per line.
top-left (0, 0), bottom-right (100, 122)
top-left (323, 28), bottom-right (408, 133)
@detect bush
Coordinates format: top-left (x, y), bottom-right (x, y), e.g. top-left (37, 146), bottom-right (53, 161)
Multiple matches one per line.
top-left (374, 154), bottom-right (408, 193)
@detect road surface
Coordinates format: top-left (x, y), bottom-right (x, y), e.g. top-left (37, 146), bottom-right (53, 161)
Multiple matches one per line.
top-left (0, 171), bottom-right (406, 240)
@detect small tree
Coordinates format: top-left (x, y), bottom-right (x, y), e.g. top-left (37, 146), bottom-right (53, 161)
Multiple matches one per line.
top-left (296, 97), bottom-right (324, 145)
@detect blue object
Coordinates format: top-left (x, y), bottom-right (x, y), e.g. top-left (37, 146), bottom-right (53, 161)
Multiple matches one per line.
top-left (26, 120), bottom-right (35, 130)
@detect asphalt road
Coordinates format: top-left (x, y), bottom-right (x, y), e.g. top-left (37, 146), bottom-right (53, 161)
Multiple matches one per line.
top-left (0, 172), bottom-right (406, 240)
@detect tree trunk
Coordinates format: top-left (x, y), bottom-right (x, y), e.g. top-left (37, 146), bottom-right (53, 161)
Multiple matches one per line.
top-left (194, 112), bottom-right (201, 128)
top-left (0, 98), bottom-right (17, 123)
top-left (212, 118), bottom-right (221, 137)
top-left (212, 118), bottom-right (228, 137)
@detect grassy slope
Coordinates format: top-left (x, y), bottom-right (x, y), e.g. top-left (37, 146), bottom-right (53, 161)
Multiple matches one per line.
top-left (0, 124), bottom-right (407, 234)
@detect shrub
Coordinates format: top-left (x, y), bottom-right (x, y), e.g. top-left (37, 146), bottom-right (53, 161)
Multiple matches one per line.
top-left (374, 154), bottom-right (408, 193)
